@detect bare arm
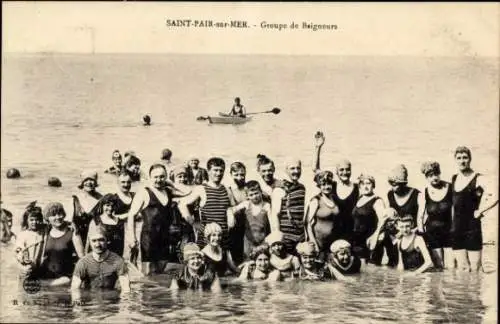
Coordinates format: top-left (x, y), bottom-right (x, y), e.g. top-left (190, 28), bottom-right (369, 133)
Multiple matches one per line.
top-left (211, 276), bottom-right (222, 292)
top-left (416, 191), bottom-right (426, 232)
top-left (226, 251), bottom-right (239, 274)
top-left (327, 264), bottom-right (350, 281)
top-left (305, 198), bottom-right (319, 245)
top-left (170, 278), bottom-right (179, 290)
top-left (227, 201), bottom-right (249, 230)
top-left (270, 188), bottom-right (285, 232)
top-left (476, 175), bottom-right (499, 218)
top-left (127, 189), bottom-right (147, 245)
top-left (412, 236), bottom-right (433, 274)
top-left (71, 275), bottom-right (83, 290)
top-left (72, 232), bottom-right (85, 258)
top-left (118, 274), bottom-right (131, 293)
top-left (312, 131), bottom-right (325, 174)
top-left (367, 198), bottom-right (387, 249)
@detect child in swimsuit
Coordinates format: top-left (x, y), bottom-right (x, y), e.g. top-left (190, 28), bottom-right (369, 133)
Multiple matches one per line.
top-left (227, 181), bottom-right (271, 260)
top-left (170, 243), bottom-right (221, 291)
top-left (15, 202), bottom-right (46, 277)
top-left (265, 231), bottom-right (300, 279)
top-left (296, 241), bottom-right (330, 280)
top-left (201, 223), bottom-right (238, 277)
top-left (397, 215), bottom-right (433, 274)
top-left (238, 244), bottom-right (281, 281)
top-left (326, 239), bottom-right (361, 281)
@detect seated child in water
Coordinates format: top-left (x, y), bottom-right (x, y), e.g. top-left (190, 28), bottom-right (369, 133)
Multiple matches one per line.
top-left (170, 243), bottom-right (221, 291)
top-left (15, 202), bottom-right (46, 277)
top-left (87, 194), bottom-right (127, 257)
top-left (296, 241), bottom-right (331, 281)
top-left (238, 244), bottom-right (281, 281)
top-left (326, 240), bottom-right (362, 281)
top-left (201, 223), bottom-right (238, 277)
top-left (227, 181), bottom-right (271, 260)
top-left (396, 215), bottom-right (433, 274)
top-left (265, 231), bottom-right (300, 278)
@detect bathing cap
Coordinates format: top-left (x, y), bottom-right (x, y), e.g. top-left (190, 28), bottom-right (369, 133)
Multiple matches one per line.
top-left (296, 241), bottom-right (318, 256)
top-left (183, 242), bottom-right (203, 260)
top-left (420, 161), bottom-right (440, 176)
top-left (78, 170), bottom-right (99, 189)
top-left (265, 231), bottom-right (284, 246)
top-left (330, 240), bottom-right (351, 253)
top-left (172, 165), bottom-right (189, 177)
top-left (388, 164), bottom-right (408, 184)
top-left (357, 173), bottom-right (376, 187)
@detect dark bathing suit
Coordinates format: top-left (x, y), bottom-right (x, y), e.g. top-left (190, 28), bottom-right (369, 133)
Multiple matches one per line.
top-left (176, 265), bottom-right (216, 290)
top-left (424, 185), bottom-right (452, 249)
top-left (204, 251), bottom-right (229, 277)
top-left (94, 216), bottom-right (126, 257)
top-left (39, 228), bottom-right (77, 279)
top-left (451, 174), bottom-right (483, 251)
top-left (331, 182), bottom-right (359, 242)
top-left (399, 235), bottom-right (425, 271)
top-left (243, 206), bottom-right (271, 258)
top-left (351, 197), bottom-right (379, 260)
top-left (140, 188), bottom-right (173, 263)
top-left (310, 194), bottom-right (342, 253)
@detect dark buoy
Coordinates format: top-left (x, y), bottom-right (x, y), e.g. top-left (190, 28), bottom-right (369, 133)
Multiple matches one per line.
top-left (6, 168), bottom-right (20, 179)
top-left (143, 114), bottom-right (151, 126)
top-left (48, 177), bottom-right (62, 187)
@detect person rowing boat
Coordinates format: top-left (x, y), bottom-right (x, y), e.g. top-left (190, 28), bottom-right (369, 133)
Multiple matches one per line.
top-left (228, 97), bottom-right (246, 117)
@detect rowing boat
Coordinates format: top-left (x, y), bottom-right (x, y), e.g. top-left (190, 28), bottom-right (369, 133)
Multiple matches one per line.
top-left (197, 114), bottom-right (252, 124)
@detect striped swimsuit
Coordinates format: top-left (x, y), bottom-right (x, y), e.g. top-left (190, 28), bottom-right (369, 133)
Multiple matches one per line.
top-left (198, 184), bottom-right (231, 249)
top-left (278, 181), bottom-right (306, 254)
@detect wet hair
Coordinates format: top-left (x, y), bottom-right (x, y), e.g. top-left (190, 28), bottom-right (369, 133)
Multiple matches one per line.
top-left (245, 180), bottom-right (262, 192)
top-left (230, 161), bottom-right (246, 173)
top-left (125, 155), bottom-right (141, 167)
top-left (314, 170), bottom-right (334, 187)
top-left (420, 161), bottom-right (441, 176)
top-left (43, 202), bottom-right (66, 221)
top-left (21, 201), bottom-right (43, 230)
top-left (249, 244), bottom-right (271, 260)
top-left (149, 163), bottom-right (167, 176)
top-left (398, 215), bottom-right (414, 225)
top-left (256, 154), bottom-right (275, 170)
top-left (161, 148), bottom-right (172, 160)
top-left (454, 146), bottom-right (472, 160)
top-left (207, 157), bottom-right (225, 170)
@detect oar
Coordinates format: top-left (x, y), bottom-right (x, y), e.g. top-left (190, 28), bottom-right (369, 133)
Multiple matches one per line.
top-left (245, 107), bottom-right (281, 116)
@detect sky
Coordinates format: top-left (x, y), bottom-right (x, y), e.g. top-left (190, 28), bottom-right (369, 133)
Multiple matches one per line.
top-left (2, 2), bottom-right (499, 57)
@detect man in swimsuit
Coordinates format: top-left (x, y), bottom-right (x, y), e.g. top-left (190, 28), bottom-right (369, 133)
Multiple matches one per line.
top-left (226, 162), bottom-right (247, 264)
top-left (71, 225), bottom-right (130, 295)
top-left (270, 158), bottom-right (306, 255)
top-left (256, 154), bottom-right (282, 203)
top-left (178, 157), bottom-right (233, 251)
top-left (451, 146), bottom-right (498, 272)
top-left (187, 157), bottom-right (209, 185)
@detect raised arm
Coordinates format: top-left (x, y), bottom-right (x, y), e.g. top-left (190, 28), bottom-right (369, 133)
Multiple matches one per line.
top-left (312, 131), bottom-right (325, 174)
top-left (270, 188), bottom-right (285, 232)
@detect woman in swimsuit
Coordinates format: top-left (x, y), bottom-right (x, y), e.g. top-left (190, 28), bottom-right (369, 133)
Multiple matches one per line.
top-left (305, 171), bottom-right (341, 261)
top-left (327, 239), bottom-right (361, 281)
top-left (351, 174), bottom-right (387, 264)
top-left (417, 161), bottom-right (453, 270)
top-left (312, 131), bottom-right (359, 242)
top-left (72, 170), bottom-right (103, 247)
top-left (265, 231), bottom-right (300, 279)
top-left (238, 244), bottom-right (281, 281)
top-left (296, 241), bottom-right (330, 280)
top-left (451, 146), bottom-right (498, 272)
top-left (201, 222), bottom-right (238, 277)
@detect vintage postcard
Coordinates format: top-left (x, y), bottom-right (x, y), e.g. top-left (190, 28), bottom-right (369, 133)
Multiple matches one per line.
top-left (1, 2), bottom-right (498, 323)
